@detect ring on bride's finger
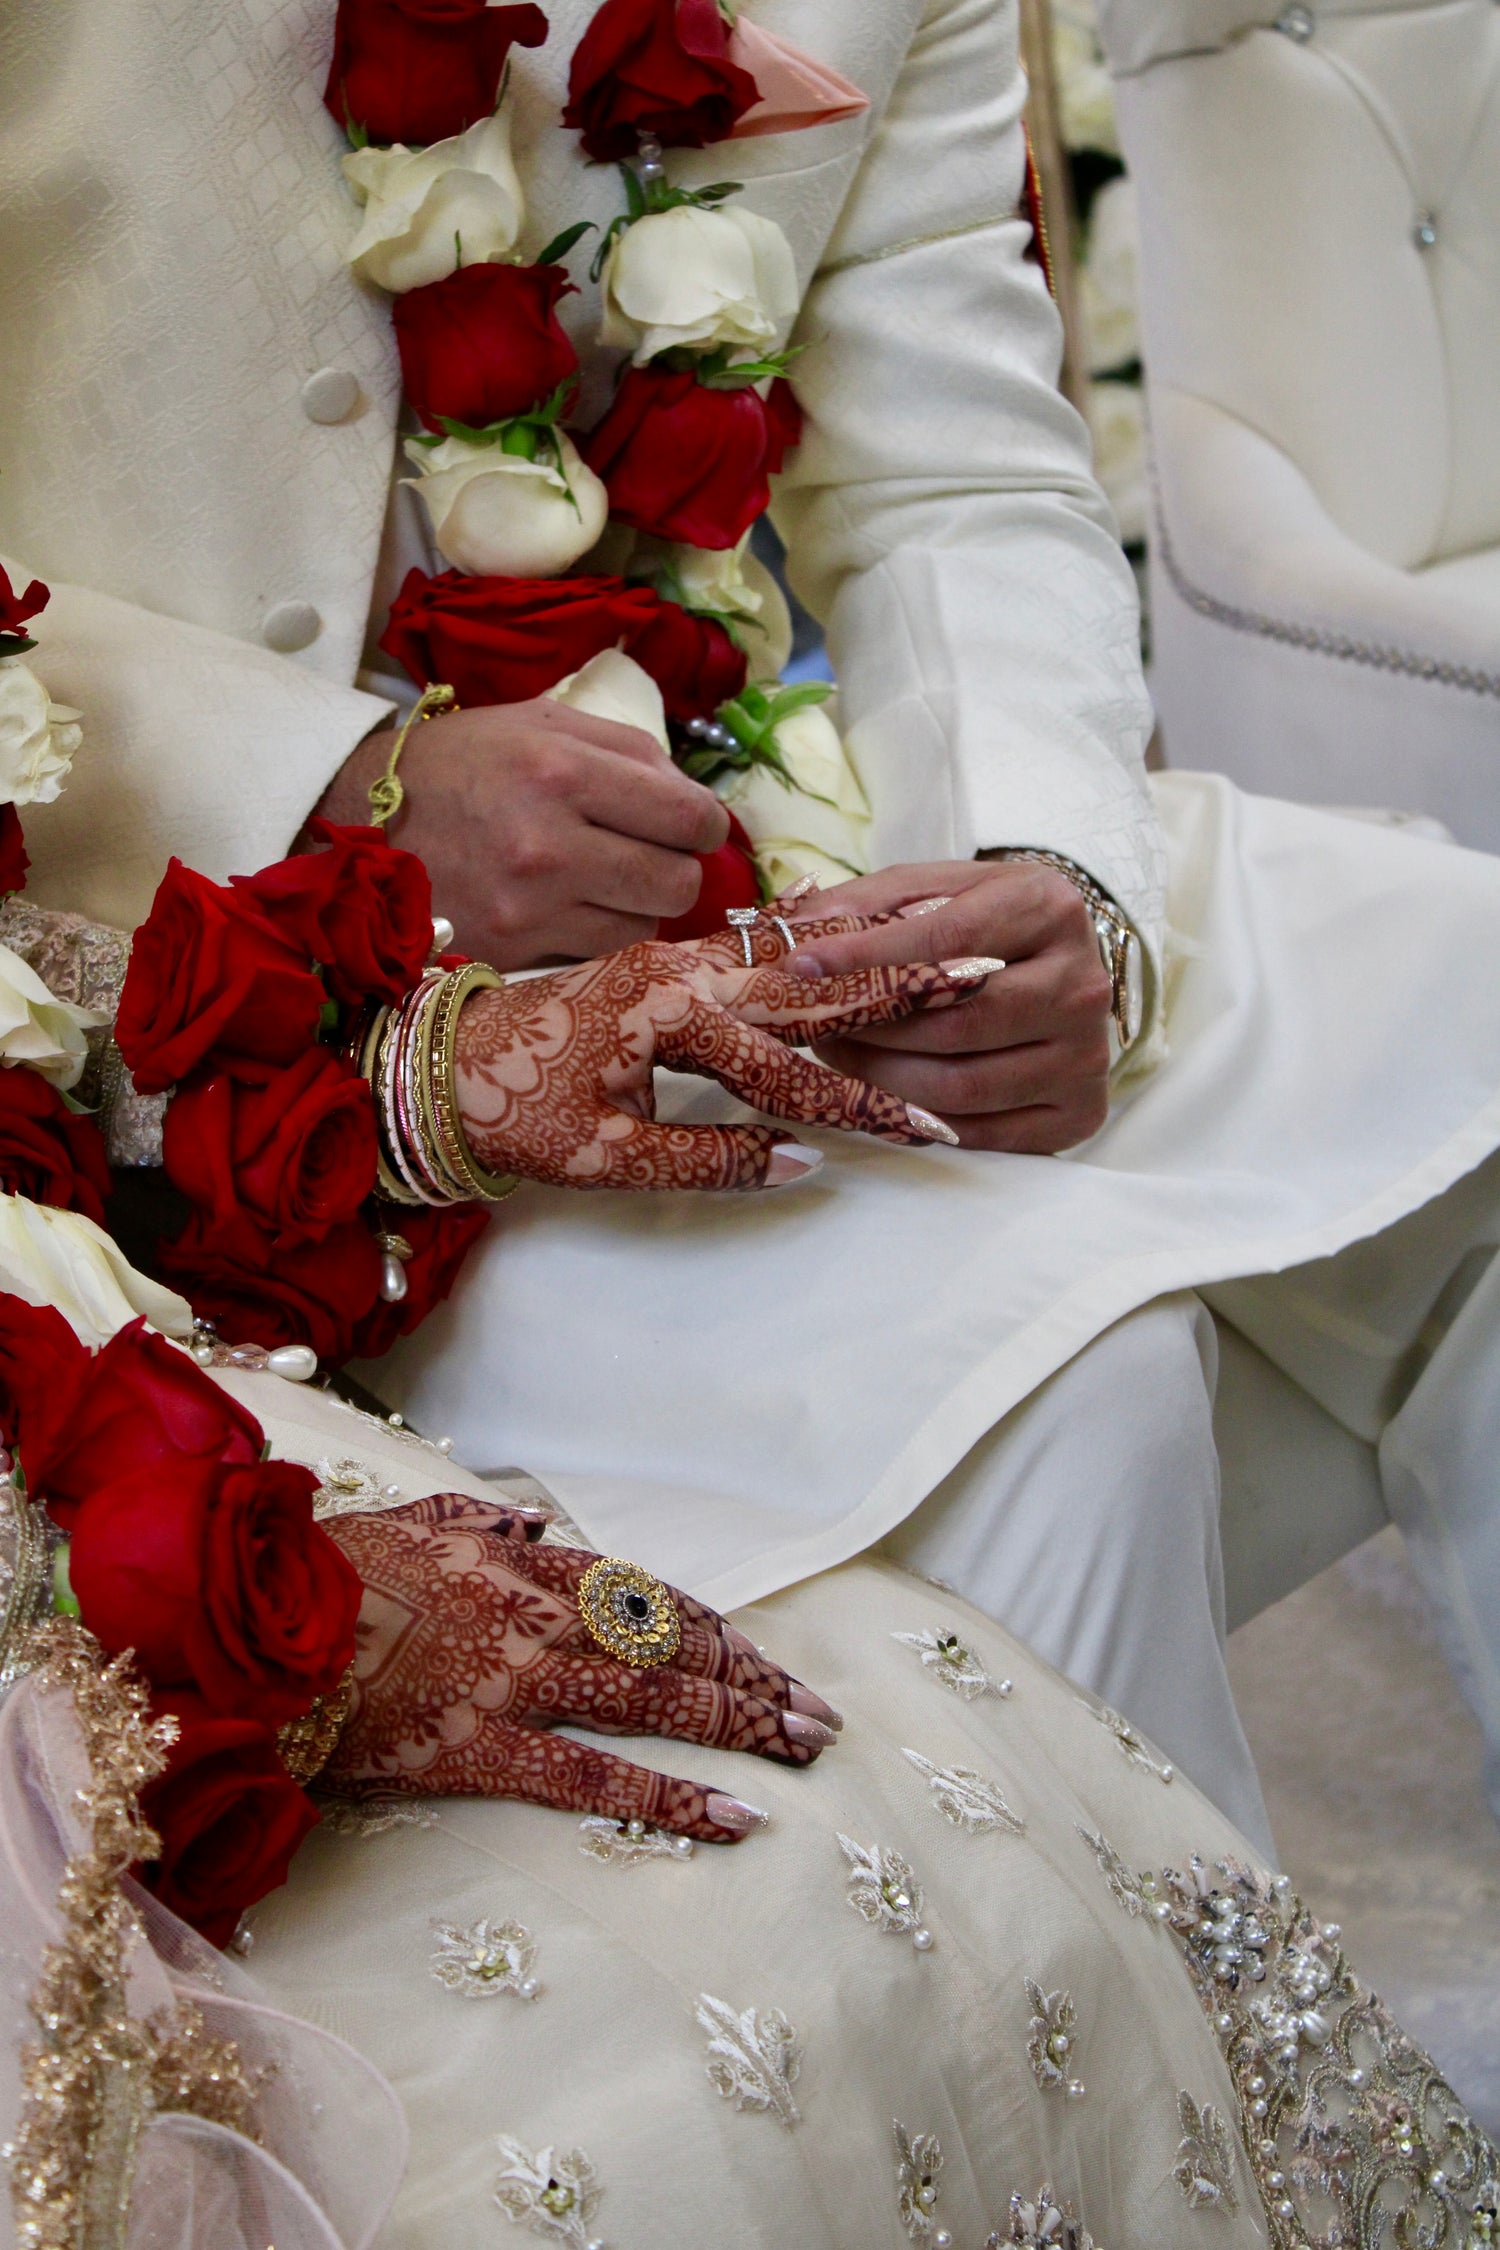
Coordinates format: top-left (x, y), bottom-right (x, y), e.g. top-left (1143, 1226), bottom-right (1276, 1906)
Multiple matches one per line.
top-left (725, 905), bottom-right (758, 966)
top-left (577, 1557), bottom-right (682, 1668)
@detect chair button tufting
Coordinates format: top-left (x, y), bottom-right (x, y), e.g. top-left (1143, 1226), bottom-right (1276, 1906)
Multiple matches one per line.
top-left (262, 600), bottom-right (323, 653)
top-left (1276, 4), bottom-right (1314, 36)
top-left (1413, 212), bottom-right (1438, 249)
top-left (301, 368), bottom-right (361, 424)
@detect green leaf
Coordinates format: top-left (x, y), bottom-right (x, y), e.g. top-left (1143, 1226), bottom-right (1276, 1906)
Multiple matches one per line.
top-left (454, 229), bottom-right (464, 270)
top-left (500, 421), bottom-right (541, 460)
top-left (535, 220), bottom-right (597, 269)
top-left (0, 634), bottom-right (37, 658)
top-left (622, 162), bottom-right (647, 221)
top-left (696, 342), bottom-right (807, 391)
top-left (318, 998), bottom-right (341, 1036)
top-left (51, 1543), bottom-right (80, 1620)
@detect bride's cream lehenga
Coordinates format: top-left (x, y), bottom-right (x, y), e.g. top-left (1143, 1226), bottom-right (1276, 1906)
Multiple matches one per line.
top-left (0, 908), bottom-right (1494, 2250)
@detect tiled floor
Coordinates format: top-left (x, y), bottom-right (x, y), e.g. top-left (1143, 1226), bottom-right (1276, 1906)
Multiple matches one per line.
top-left (1229, 1526), bottom-right (1500, 2134)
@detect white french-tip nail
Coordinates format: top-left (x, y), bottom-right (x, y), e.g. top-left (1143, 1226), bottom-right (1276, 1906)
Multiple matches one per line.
top-left (940, 956), bottom-right (1006, 979)
top-left (906, 1105), bottom-right (961, 1147)
top-left (705, 1793), bottom-right (769, 1834)
top-left (901, 895), bottom-right (953, 918)
top-left (778, 873), bottom-right (820, 903)
top-left (766, 1145), bottom-right (824, 1187)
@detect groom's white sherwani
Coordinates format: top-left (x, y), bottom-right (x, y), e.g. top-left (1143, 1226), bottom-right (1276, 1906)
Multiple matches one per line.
top-left (4, 0), bottom-right (1500, 1845)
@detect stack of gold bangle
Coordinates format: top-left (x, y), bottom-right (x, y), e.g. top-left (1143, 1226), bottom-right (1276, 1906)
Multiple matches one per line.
top-left (354, 962), bottom-right (520, 1207)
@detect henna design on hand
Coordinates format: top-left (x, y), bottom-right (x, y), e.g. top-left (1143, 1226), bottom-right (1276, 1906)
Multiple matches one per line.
top-left (320, 1497), bottom-right (832, 1841)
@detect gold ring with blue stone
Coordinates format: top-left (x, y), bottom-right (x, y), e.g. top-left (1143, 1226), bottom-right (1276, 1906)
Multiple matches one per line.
top-left (577, 1557), bottom-right (682, 1668)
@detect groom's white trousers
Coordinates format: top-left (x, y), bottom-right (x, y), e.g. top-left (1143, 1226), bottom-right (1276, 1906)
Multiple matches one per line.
top-left (884, 1149), bottom-right (1500, 1865)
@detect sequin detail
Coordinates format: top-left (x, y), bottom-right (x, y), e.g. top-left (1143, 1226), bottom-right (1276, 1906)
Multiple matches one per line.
top-left (1082, 1838), bottom-right (1500, 2245)
top-left (987, 2185), bottom-right (1100, 2247)
top-left (430, 1917), bottom-right (540, 2001)
top-left (893, 1626), bottom-right (1011, 1702)
top-left (838, 1834), bottom-right (933, 1949)
top-left (903, 1749), bottom-right (1024, 1835)
top-left (696, 1994), bottom-right (801, 2127)
top-left (578, 1815), bottom-right (695, 1867)
top-left (1026, 1981), bottom-right (1085, 2099)
top-left (313, 1457), bottom-right (396, 1517)
top-left (894, 2121), bottom-right (949, 2244)
top-left (1173, 2092), bottom-right (1239, 2211)
top-left (1076, 1694), bottom-right (1173, 1781)
top-left (494, 2137), bottom-right (602, 2246)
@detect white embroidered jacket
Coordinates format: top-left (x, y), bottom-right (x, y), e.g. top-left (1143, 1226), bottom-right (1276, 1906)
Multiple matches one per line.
top-left (0, 0), bottom-right (1163, 978)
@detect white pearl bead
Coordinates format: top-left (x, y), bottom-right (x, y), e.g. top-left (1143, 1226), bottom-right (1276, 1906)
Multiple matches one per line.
top-left (436, 1436), bottom-right (454, 1455)
top-left (934, 2233), bottom-right (953, 2249)
top-left (266, 1344), bottom-right (318, 1382)
top-left (431, 915), bottom-right (456, 952)
top-left (996, 1678), bottom-right (1014, 1697)
top-left (912, 1927), bottom-right (934, 1951)
top-left (380, 1252), bottom-right (409, 1304)
top-left (383, 1483), bottom-right (401, 1499)
top-left (518, 1978), bottom-right (540, 2001)
top-left (191, 1341), bottom-right (215, 1366)
top-left (388, 1412), bottom-right (404, 1428)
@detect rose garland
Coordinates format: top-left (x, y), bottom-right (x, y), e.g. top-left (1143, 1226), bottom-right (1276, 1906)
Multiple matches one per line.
top-left (326, 0), bottom-right (875, 915)
top-left (0, 1293), bottom-right (361, 1944)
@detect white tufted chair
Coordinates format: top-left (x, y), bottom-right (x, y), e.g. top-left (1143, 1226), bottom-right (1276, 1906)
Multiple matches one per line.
top-left (1093, 0), bottom-right (1500, 845)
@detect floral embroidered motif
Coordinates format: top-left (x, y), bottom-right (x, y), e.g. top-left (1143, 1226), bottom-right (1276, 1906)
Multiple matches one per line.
top-left (430, 1916), bottom-right (541, 2001)
top-left (696, 1993), bottom-right (801, 2128)
top-left (313, 1456), bottom-right (397, 1517)
top-left (987, 2184), bottom-right (1099, 2247)
top-left (903, 1749), bottom-right (1024, 1835)
top-left (838, 1834), bottom-right (934, 1950)
top-left (894, 2121), bottom-right (951, 2245)
top-left (494, 2137), bottom-right (603, 2247)
top-left (893, 1626), bottom-right (1012, 1702)
top-left (1025, 1980), bottom-right (1085, 2099)
top-left (578, 1814), bottom-right (695, 1866)
top-left (1173, 2091), bottom-right (1239, 2211)
top-left (1076, 1694), bottom-right (1173, 1781)
top-left (318, 1795), bottom-right (441, 1836)
top-left (1081, 1839), bottom-right (1500, 2246)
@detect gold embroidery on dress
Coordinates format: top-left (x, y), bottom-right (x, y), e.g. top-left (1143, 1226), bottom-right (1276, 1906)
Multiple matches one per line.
top-left (7, 1620), bottom-right (262, 2250)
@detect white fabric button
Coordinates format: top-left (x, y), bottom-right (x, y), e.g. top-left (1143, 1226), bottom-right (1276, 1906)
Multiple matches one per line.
top-left (300, 368), bottom-right (361, 424)
top-left (262, 600), bottom-right (322, 653)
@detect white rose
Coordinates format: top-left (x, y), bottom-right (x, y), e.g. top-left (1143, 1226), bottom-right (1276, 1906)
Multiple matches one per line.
top-left (0, 1193), bottom-right (191, 1349)
top-left (600, 205), bottom-right (798, 365)
top-left (0, 660), bottom-right (81, 807)
top-left (1051, 0), bottom-right (1120, 155)
top-left (404, 430), bottom-right (608, 577)
top-left (1087, 379), bottom-right (1147, 546)
top-left (1079, 175), bottom-right (1140, 376)
top-left (717, 701), bottom-right (870, 878)
top-left (633, 535), bottom-right (793, 681)
top-left (0, 941), bottom-right (99, 1090)
top-left (545, 651), bottom-right (668, 751)
top-left (343, 109), bottom-right (523, 294)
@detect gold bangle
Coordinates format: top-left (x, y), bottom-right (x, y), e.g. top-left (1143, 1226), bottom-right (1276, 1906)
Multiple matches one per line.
top-left (277, 1666), bottom-right (358, 1786)
top-left (429, 963), bottom-right (521, 1203)
top-left (367, 681), bottom-right (458, 828)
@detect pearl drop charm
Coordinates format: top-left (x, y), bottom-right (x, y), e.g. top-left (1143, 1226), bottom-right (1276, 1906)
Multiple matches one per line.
top-left (431, 915), bottom-right (455, 952)
top-left (266, 1343), bottom-right (318, 1382)
top-left (380, 1251), bottom-right (409, 1303)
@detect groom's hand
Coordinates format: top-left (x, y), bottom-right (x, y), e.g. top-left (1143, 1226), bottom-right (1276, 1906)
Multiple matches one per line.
top-left (312, 699), bottom-right (729, 967)
top-left (785, 860), bottom-right (1114, 1154)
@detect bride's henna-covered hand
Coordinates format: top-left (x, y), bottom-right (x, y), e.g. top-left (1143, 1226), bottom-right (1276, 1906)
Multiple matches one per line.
top-left (321, 1495), bottom-right (841, 1842)
top-left (454, 920), bottom-right (994, 1191)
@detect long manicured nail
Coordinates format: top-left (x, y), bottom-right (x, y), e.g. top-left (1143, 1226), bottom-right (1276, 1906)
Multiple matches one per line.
top-left (790, 1684), bottom-right (844, 1731)
top-left (777, 872), bottom-right (820, 904)
top-left (940, 956), bottom-right (1006, 979)
top-left (705, 1793), bottom-right (769, 1834)
top-left (901, 895), bottom-right (953, 917)
top-left (789, 950), bottom-right (828, 979)
top-left (766, 1144), bottom-right (824, 1187)
top-left (906, 1105), bottom-right (961, 1146)
top-left (783, 1711), bottom-right (838, 1748)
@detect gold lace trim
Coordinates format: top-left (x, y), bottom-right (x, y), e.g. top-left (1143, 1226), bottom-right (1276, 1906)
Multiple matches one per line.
top-left (8, 1620), bottom-right (262, 2250)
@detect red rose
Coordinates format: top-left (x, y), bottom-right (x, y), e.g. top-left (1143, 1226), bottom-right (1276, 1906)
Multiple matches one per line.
top-left (626, 595), bottom-right (746, 723)
top-left (158, 1214), bottom-right (384, 1368)
top-left (380, 568), bottom-right (661, 707)
top-left (394, 262), bottom-right (578, 432)
top-left (350, 1201), bottom-right (489, 1358)
top-left (658, 810), bottom-right (760, 940)
top-left (0, 1066), bottom-right (113, 1227)
top-left (563, 0), bottom-right (759, 161)
top-left (71, 1454), bottom-right (361, 1723)
top-left (163, 1050), bottom-right (378, 1249)
top-left (141, 1692), bottom-right (321, 1947)
top-left (323, 0), bottom-right (548, 146)
top-left (583, 365), bottom-right (798, 551)
top-left (116, 861), bottom-right (326, 1096)
top-left (0, 564), bottom-right (47, 654)
top-left (28, 1318), bottom-right (264, 1530)
top-left (0, 1292), bottom-right (89, 1480)
top-left (233, 819), bottom-right (433, 1006)
top-left (0, 806), bottom-right (29, 895)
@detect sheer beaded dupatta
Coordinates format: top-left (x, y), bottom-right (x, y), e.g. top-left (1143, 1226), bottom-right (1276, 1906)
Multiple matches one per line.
top-left (0, 1623), bottom-right (407, 2250)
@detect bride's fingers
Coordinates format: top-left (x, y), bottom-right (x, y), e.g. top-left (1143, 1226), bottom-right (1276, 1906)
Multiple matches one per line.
top-left (660, 1000), bottom-right (953, 1144)
top-left (674, 907), bottom-right (896, 974)
top-left (526, 1654), bottom-right (831, 1764)
top-left (732, 959), bottom-right (992, 1042)
top-left (588, 1116), bottom-right (819, 1191)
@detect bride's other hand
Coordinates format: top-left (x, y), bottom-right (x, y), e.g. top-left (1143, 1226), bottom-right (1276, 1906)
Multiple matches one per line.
top-left (453, 929), bottom-right (993, 1191)
top-left (782, 861), bottom-right (1114, 1154)
top-left (320, 1495), bottom-right (840, 1842)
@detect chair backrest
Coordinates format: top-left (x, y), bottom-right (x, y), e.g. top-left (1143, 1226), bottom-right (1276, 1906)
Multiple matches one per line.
top-left (1095, 0), bottom-right (1500, 570)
